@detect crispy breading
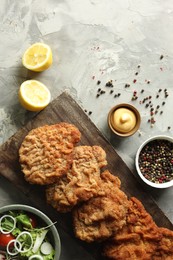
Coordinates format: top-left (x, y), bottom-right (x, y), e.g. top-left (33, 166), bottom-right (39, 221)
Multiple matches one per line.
top-left (102, 197), bottom-right (163, 260)
top-left (19, 122), bottom-right (81, 185)
top-left (73, 170), bottom-right (129, 242)
top-left (46, 145), bottom-right (107, 212)
top-left (151, 227), bottom-right (173, 259)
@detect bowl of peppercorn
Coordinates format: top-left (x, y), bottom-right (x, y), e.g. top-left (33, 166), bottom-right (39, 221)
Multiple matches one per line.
top-left (135, 135), bottom-right (173, 188)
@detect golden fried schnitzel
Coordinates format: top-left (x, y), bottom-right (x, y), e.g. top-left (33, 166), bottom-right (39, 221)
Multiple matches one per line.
top-left (73, 170), bottom-right (129, 242)
top-left (46, 145), bottom-right (107, 212)
top-left (151, 227), bottom-right (173, 259)
top-left (102, 197), bottom-right (168, 260)
top-left (19, 122), bottom-right (81, 185)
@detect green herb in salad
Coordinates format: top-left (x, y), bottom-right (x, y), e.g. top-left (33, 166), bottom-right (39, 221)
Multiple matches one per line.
top-left (0, 210), bottom-right (56, 260)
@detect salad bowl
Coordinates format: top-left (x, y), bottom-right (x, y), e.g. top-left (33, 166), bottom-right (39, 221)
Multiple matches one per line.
top-left (0, 204), bottom-right (61, 260)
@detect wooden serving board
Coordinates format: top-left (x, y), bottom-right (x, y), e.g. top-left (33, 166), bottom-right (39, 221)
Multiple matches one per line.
top-left (0, 92), bottom-right (172, 259)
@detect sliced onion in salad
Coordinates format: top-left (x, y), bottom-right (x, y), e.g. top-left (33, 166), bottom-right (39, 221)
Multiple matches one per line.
top-left (29, 255), bottom-right (44, 260)
top-left (40, 241), bottom-right (53, 255)
top-left (32, 229), bottom-right (48, 253)
top-left (7, 239), bottom-right (21, 256)
top-left (15, 231), bottom-right (33, 253)
top-left (0, 215), bottom-right (16, 234)
top-left (0, 254), bottom-right (5, 260)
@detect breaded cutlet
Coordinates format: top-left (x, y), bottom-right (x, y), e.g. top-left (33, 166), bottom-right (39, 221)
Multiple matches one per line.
top-left (73, 170), bottom-right (129, 242)
top-left (19, 122), bottom-right (81, 185)
top-left (102, 197), bottom-right (163, 260)
top-left (46, 145), bottom-right (107, 212)
top-left (150, 227), bottom-right (173, 259)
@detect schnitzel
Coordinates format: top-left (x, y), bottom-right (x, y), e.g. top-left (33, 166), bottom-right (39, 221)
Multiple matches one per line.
top-left (46, 145), bottom-right (107, 212)
top-left (103, 197), bottom-right (173, 260)
top-left (73, 170), bottom-right (129, 242)
top-left (19, 122), bottom-right (81, 185)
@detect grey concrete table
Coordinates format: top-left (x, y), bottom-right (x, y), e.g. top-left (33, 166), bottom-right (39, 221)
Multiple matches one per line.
top-left (0, 0), bottom-right (173, 259)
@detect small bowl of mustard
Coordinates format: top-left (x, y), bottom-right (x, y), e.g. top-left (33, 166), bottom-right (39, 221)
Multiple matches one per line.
top-left (108, 103), bottom-right (141, 137)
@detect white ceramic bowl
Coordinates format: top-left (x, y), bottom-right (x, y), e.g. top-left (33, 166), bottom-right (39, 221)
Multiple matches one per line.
top-left (135, 135), bottom-right (173, 189)
top-left (0, 204), bottom-right (61, 259)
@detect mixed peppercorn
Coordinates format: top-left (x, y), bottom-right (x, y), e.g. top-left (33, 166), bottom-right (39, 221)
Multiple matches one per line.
top-left (139, 139), bottom-right (173, 184)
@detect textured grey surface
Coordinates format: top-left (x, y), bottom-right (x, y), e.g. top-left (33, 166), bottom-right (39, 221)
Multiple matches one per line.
top-left (0, 0), bottom-right (173, 259)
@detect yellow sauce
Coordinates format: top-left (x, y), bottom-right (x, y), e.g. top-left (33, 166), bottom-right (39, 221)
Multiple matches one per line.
top-left (112, 108), bottom-right (136, 133)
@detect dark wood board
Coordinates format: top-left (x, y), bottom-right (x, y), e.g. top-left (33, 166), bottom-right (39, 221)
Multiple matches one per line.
top-left (0, 91), bottom-right (172, 259)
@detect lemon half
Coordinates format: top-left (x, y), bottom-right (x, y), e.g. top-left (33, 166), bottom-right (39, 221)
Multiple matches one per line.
top-left (19, 80), bottom-right (51, 111)
top-left (22, 43), bottom-right (53, 72)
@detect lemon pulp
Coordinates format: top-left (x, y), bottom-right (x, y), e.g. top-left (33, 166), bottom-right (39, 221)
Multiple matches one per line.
top-left (22, 43), bottom-right (52, 72)
top-left (19, 80), bottom-right (51, 111)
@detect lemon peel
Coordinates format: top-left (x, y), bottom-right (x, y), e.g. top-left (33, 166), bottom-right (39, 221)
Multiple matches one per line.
top-left (19, 80), bottom-right (51, 111)
top-left (22, 43), bottom-right (52, 72)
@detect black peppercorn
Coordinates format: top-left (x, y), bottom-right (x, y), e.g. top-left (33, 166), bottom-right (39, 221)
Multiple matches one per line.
top-left (160, 55), bottom-right (164, 60)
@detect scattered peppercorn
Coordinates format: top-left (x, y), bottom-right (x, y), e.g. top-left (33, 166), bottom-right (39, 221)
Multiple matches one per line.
top-left (125, 83), bottom-right (130, 88)
top-left (162, 102), bottom-right (165, 106)
top-left (110, 90), bottom-right (114, 94)
top-left (160, 55), bottom-right (164, 60)
top-left (97, 80), bottom-right (101, 85)
top-left (150, 117), bottom-right (155, 124)
top-left (88, 111), bottom-right (92, 115)
top-left (141, 89), bottom-right (144, 93)
top-left (105, 80), bottom-right (113, 87)
top-left (132, 96), bottom-right (138, 101)
top-left (168, 126), bottom-right (171, 130)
